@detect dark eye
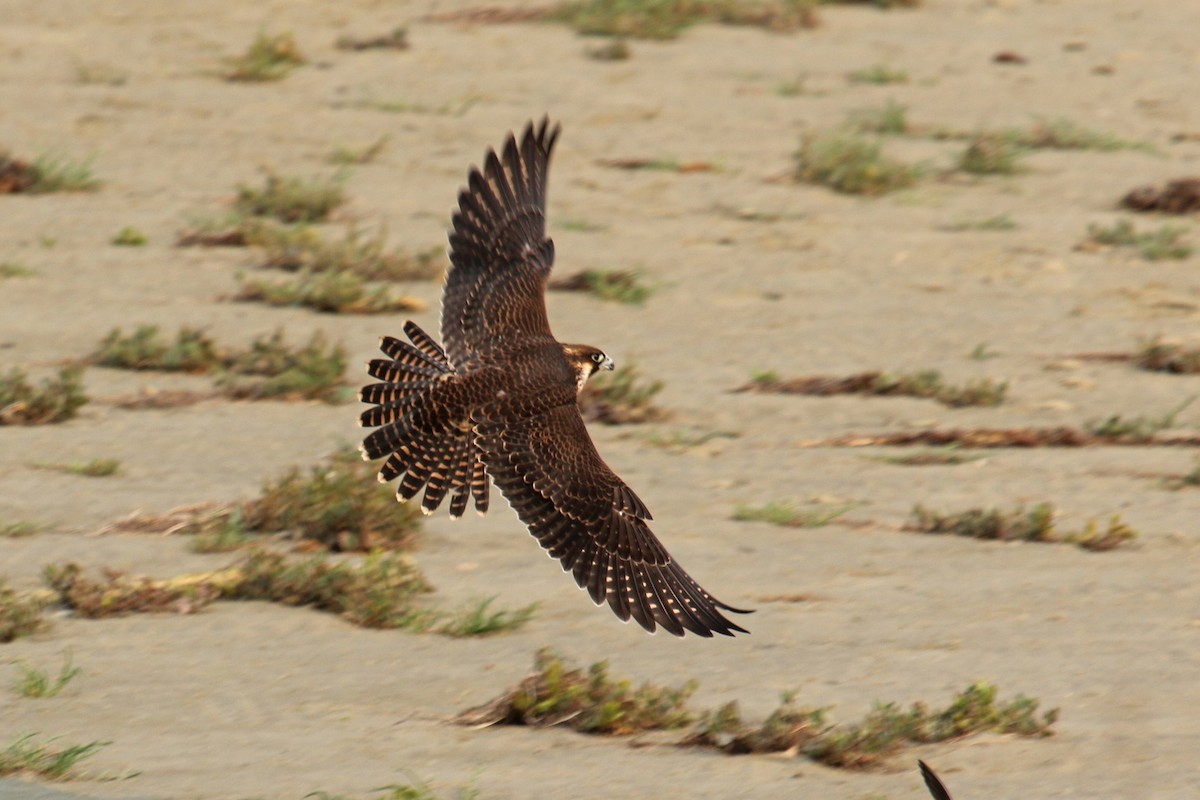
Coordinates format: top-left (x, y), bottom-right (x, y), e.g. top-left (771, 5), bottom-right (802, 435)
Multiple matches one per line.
top-left (591, 353), bottom-right (605, 363)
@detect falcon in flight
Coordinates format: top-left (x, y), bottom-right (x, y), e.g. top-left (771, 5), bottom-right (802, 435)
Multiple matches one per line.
top-left (358, 118), bottom-right (749, 637)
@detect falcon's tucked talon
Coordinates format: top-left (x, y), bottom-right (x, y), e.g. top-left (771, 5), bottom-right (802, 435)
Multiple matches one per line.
top-left (357, 118), bottom-right (751, 637)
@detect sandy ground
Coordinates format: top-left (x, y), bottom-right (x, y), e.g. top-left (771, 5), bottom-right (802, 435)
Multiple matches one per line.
top-left (2, 1), bottom-right (1200, 798)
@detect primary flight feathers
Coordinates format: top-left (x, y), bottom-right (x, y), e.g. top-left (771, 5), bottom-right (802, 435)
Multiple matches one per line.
top-left (359, 118), bottom-right (750, 637)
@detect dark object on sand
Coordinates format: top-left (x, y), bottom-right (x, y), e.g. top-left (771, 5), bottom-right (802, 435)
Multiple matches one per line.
top-left (1121, 177), bottom-right (1200, 214)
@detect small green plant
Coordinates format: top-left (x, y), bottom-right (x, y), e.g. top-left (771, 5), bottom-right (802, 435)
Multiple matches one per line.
top-left (0, 367), bottom-right (88, 425)
top-left (732, 501), bottom-right (857, 528)
top-left (439, 596), bottom-right (539, 637)
top-left (968, 342), bottom-right (1002, 359)
top-left (22, 153), bottom-right (101, 193)
top-left (1082, 219), bottom-right (1192, 260)
top-left (240, 448), bottom-right (422, 551)
top-left (14, 653), bottom-right (82, 699)
top-left (740, 369), bottom-right (1007, 408)
top-left (111, 226), bottom-right (147, 246)
top-left (92, 325), bottom-right (219, 372)
top-left (328, 135), bottom-right (390, 165)
top-left (847, 64), bottom-right (908, 84)
top-left (235, 269), bottom-right (425, 314)
top-left (0, 734), bottom-right (109, 780)
top-left (906, 503), bottom-right (1137, 552)
top-left (455, 649), bottom-right (697, 733)
top-left (0, 579), bottom-right (49, 642)
top-left (188, 509), bottom-right (252, 553)
top-left (252, 223), bottom-right (442, 281)
top-left (234, 172), bottom-right (346, 224)
top-left (1, 521), bottom-right (40, 537)
top-left (846, 100), bottom-right (909, 134)
top-left (547, 0), bottom-right (819, 41)
top-left (223, 31), bottom-right (306, 81)
top-left (0, 262), bottom-right (35, 279)
top-left (39, 459), bottom-right (121, 477)
top-left (1016, 117), bottom-right (1156, 153)
top-left (218, 329), bottom-right (349, 403)
top-left (944, 214), bottom-right (1017, 232)
top-left (548, 269), bottom-right (653, 304)
top-left (578, 362), bottom-right (665, 424)
top-left (957, 134), bottom-right (1025, 175)
top-left (1135, 337), bottom-right (1200, 374)
top-left (794, 132), bottom-right (921, 195)
top-left (1089, 396), bottom-right (1194, 440)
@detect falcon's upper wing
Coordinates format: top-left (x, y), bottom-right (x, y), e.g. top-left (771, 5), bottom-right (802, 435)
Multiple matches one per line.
top-left (475, 401), bottom-right (751, 637)
top-left (443, 117), bottom-right (561, 369)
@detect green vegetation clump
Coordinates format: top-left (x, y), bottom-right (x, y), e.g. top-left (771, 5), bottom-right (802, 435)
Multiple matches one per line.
top-left (328, 135), bottom-right (390, 165)
top-left (0, 735), bottom-right (108, 780)
top-left (234, 172), bottom-right (346, 224)
top-left (253, 223), bottom-right (442, 282)
top-left (846, 64), bottom-right (908, 84)
top-left (548, 269), bottom-right (653, 304)
top-left (578, 362), bottom-right (665, 424)
top-left (1135, 338), bottom-right (1200, 374)
top-left (1089, 396), bottom-right (1194, 440)
top-left (92, 325), bottom-right (220, 372)
top-left (741, 369), bottom-right (1007, 408)
top-left (217, 329), bottom-right (348, 402)
top-left (439, 596), bottom-right (539, 637)
top-left (241, 448), bottom-right (421, 551)
top-left (732, 501), bottom-right (857, 528)
top-left (794, 132), bottom-right (921, 195)
top-left (111, 226), bottom-right (147, 246)
top-left (39, 459), bottom-right (121, 478)
top-left (0, 367), bottom-right (88, 425)
top-left (958, 134), bottom-right (1025, 175)
top-left (846, 100), bottom-right (910, 135)
top-left (1081, 220), bottom-right (1191, 261)
top-left (223, 31), bottom-right (306, 82)
top-left (906, 503), bottom-right (1137, 552)
top-left (0, 262), bottom-right (35, 279)
top-left (456, 649), bottom-right (697, 733)
top-left (234, 269), bottom-right (425, 314)
top-left (21, 153), bottom-right (102, 193)
top-left (13, 654), bottom-right (82, 699)
top-left (547, 0), bottom-right (819, 40)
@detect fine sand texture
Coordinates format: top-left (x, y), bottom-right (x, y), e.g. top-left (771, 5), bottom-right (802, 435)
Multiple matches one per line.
top-left (2, 1), bottom-right (1200, 799)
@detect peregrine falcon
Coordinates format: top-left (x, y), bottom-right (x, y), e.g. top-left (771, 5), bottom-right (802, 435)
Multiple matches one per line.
top-left (359, 118), bottom-right (749, 637)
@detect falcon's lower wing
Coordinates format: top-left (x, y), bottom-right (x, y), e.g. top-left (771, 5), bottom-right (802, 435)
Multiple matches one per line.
top-left (475, 403), bottom-right (750, 637)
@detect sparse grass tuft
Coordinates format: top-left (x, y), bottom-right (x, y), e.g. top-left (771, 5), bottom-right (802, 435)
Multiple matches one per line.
top-left (944, 215), bottom-right (1016, 232)
top-left (2, 521), bottom-right (40, 538)
top-left (92, 325), bottom-right (220, 372)
top-left (0, 367), bottom-right (88, 426)
top-left (39, 459), bottom-right (121, 478)
top-left (328, 135), bottom-right (390, 165)
top-left (234, 269), bottom-right (425, 314)
top-left (1089, 396), bottom-right (1194, 440)
top-left (547, 0), bottom-right (819, 40)
top-left (873, 448), bottom-right (981, 466)
top-left (45, 562), bottom-right (222, 618)
top-left (0, 580), bottom-right (49, 642)
top-left (438, 596), bottom-right (539, 637)
top-left (1135, 337), bottom-right (1200, 374)
top-left (188, 509), bottom-right (252, 553)
top-left (456, 648), bottom-right (697, 733)
top-left (804, 682), bottom-right (1056, 769)
top-left (13, 653), bottom-right (81, 699)
top-left (847, 64), bottom-right (908, 84)
top-left (846, 100), bottom-right (910, 135)
top-left (252, 223), bottom-right (443, 282)
top-left (740, 369), bottom-right (1007, 408)
top-left (1017, 117), bottom-right (1156, 153)
top-left (1081, 220), bottom-right (1191, 261)
top-left (578, 362), bottom-right (665, 424)
top-left (217, 329), bottom-right (348, 403)
top-left (223, 31), bottom-right (306, 82)
top-left (73, 61), bottom-right (128, 86)
top-left (22, 153), bottom-right (101, 194)
top-left (111, 226), bottom-right (147, 246)
top-left (906, 503), bottom-right (1138, 552)
top-left (548, 269), bottom-right (653, 304)
top-left (0, 734), bottom-right (109, 780)
top-left (587, 38), bottom-right (632, 60)
top-left (0, 262), bottom-right (36, 279)
top-left (794, 132), bottom-right (921, 195)
top-left (732, 501), bottom-right (857, 528)
top-left (240, 448), bottom-right (421, 551)
top-left (957, 134), bottom-right (1025, 175)
top-left (1165, 458), bottom-right (1200, 490)
top-left (234, 172), bottom-right (346, 224)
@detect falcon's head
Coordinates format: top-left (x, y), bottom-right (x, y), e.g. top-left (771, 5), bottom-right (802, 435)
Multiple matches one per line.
top-left (562, 344), bottom-right (614, 393)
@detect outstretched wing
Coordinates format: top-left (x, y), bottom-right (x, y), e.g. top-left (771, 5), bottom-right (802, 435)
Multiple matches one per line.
top-left (443, 117), bottom-right (561, 370)
top-left (475, 402), bottom-right (751, 637)
top-left (918, 761), bottom-right (954, 800)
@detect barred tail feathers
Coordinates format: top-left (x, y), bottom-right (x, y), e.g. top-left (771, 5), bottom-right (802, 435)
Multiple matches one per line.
top-left (358, 321), bottom-right (489, 518)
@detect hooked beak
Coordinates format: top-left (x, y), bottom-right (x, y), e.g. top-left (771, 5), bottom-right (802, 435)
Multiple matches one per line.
top-left (602, 357), bottom-right (615, 371)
